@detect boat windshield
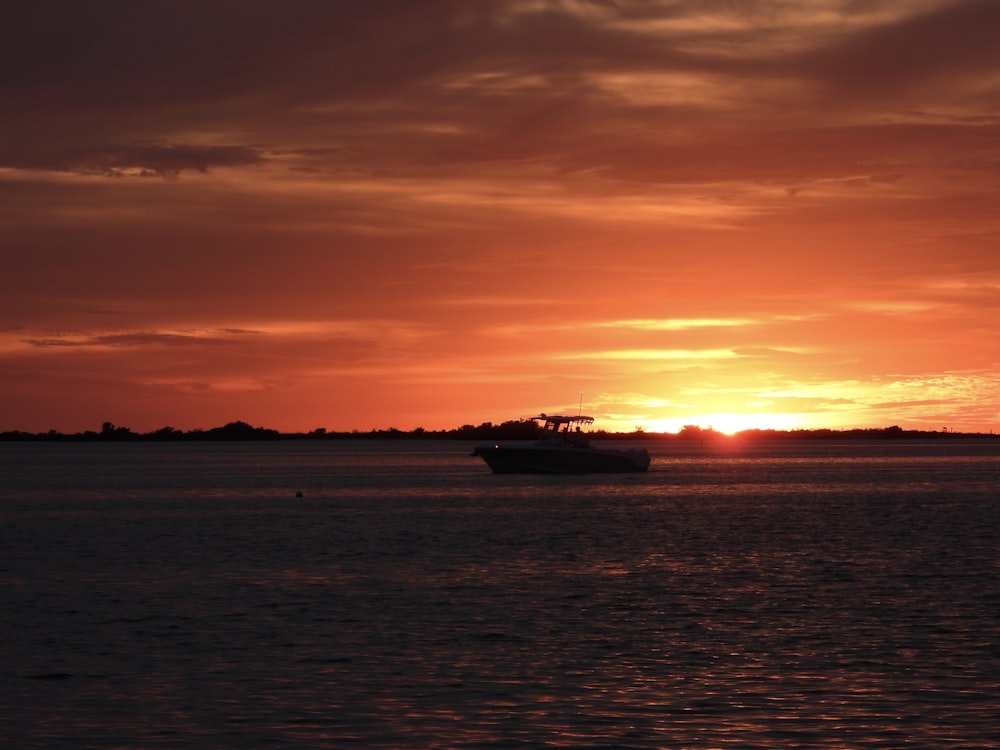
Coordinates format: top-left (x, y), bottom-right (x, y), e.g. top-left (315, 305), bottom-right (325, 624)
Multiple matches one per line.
top-left (534, 414), bottom-right (595, 433)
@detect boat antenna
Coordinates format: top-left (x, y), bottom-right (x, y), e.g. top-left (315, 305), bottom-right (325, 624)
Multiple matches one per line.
top-left (578, 392), bottom-right (583, 416)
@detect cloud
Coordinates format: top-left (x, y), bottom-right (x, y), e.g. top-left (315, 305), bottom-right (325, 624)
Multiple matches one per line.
top-left (21, 330), bottom-right (245, 349)
top-left (555, 348), bottom-right (739, 361)
top-left (794, 0), bottom-right (1000, 102)
top-left (14, 144), bottom-right (264, 179)
top-left (5, 0), bottom-right (997, 194)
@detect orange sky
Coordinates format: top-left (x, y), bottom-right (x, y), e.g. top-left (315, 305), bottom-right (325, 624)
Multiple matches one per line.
top-left (2, 1), bottom-right (999, 434)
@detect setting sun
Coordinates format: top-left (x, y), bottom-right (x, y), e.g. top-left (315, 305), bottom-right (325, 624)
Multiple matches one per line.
top-left (639, 412), bottom-right (805, 436)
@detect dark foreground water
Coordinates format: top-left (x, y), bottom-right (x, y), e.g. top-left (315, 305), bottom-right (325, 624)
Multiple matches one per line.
top-left (1, 439), bottom-right (998, 748)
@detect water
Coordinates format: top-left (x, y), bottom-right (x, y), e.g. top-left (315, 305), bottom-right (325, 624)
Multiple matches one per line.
top-left (2, 439), bottom-right (998, 748)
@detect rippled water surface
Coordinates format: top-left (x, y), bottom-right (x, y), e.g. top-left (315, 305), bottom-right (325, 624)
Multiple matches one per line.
top-left (2, 439), bottom-right (999, 748)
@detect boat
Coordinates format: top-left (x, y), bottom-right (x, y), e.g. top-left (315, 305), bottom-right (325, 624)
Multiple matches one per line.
top-left (472, 414), bottom-right (651, 474)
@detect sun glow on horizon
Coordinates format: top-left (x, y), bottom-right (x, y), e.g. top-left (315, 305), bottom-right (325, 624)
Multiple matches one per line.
top-left (639, 412), bottom-right (805, 435)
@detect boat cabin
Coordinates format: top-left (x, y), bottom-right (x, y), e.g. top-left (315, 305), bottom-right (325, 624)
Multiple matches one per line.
top-left (533, 414), bottom-right (594, 446)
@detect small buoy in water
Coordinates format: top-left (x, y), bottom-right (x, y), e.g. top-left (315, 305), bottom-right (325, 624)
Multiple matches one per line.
top-left (295, 491), bottom-right (303, 498)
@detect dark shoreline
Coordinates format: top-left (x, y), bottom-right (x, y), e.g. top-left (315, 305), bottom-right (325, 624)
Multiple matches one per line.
top-left (1, 419), bottom-right (995, 443)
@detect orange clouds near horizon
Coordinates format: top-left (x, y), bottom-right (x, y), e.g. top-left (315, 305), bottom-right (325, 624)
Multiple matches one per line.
top-left (2, 1), bottom-right (999, 435)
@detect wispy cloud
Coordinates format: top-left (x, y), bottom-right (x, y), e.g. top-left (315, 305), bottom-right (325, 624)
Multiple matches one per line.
top-left (554, 348), bottom-right (739, 361)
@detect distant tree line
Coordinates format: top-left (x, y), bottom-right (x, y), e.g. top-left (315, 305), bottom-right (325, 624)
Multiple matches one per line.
top-left (0, 420), bottom-right (285, 442)
top-left (671, 424), bottom-right (996, 440)
top-left (0, 419), bottom-right (542, 442)
top-left (0, 419), bottom-right (994, 442)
